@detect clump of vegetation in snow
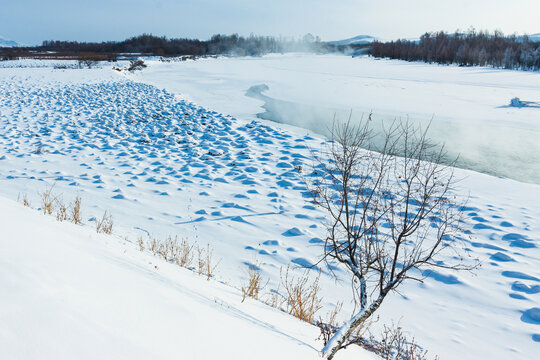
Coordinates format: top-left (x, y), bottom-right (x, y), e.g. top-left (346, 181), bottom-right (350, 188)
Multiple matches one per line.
top-left (241, 262), bottom-right (266, 302)
top-left (127, 59), bottom-right (147, 71)
top-left (96, 211), bottom-right (114, 234)
top-left (280, 266), bottom-right (323, 324)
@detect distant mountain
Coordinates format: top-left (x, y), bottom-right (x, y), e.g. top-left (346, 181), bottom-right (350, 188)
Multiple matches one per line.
top-left (0, 36), bottom-right (19, 48)
top-left (529, 33), bottom-right (540, 42)
top-left (328, 35), bottom-right (378, 46)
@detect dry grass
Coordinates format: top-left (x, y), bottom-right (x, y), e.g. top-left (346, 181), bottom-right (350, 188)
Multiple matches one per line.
top-left (197, 243), bottom-right (220, 280)
top-left (148, 237), bottom-right (159, 256)
top-left (241, 263), bottom-right (266, 302)
top-left (266, 284), bottom-right (284, 309)
top-left (55, 198), bottom-right (68, 221)
top-left (70, 196), bottom-right (82, 224)
top-left (96, 211), bottom-right (113, 234)
top-left (178, 238), bottom-right (195, 268)
top-left (39, 185), bottom-right (56, 215)
top-left (17, 193), bottom-right (31, 207)
top-left (317, 301), bottom-right (344, 347)
top-left (138, 236), bottom-right (145, 251)
top-left (20, 188), bottom-right (82, 224)
top-left (281, 266), bottom-right (323, 324)
top-left (157, 235), bottom-right (183, 262)
top-left (143, 237), bottom-right (217, 279)
top-left (141, 236), bottom-right (195, 269)
top-left (372, 324), bottom-right (437, 360)
top-left (38, 186), bottom-right (82, 225)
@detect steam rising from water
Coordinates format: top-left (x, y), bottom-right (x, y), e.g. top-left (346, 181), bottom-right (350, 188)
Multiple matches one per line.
top-left (248, 84), bottom-right (540, 184)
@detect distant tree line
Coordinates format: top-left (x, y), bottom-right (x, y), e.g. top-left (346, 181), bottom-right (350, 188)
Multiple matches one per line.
top-left (370, 30), bottom-right (540, 71)
top-left (4, 33), bottom-right (338, 59)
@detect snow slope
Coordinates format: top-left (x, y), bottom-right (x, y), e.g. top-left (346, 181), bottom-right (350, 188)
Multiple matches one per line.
top-left (0, 195), bottom-right (375, 360)
top-left (0, 61), bottom-right (539, 359)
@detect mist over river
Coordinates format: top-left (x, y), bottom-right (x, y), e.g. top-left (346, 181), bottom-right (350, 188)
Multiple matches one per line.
top-left (247, 84), bottom-right (540, 184)
top-left (133, 54), bottom-right (540, 184)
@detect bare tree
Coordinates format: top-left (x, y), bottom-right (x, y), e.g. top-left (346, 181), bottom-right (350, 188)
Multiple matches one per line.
top-left (306, 119), bottom-right (476, 359)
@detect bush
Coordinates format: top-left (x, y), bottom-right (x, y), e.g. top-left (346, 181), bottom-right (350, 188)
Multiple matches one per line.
top-left (127, 59), bottom-right (147, 71)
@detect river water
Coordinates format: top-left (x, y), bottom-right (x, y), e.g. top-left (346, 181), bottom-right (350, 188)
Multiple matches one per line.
top-left (247, 84), bottom-right (540, 184)
top-left (136, 55), bottom-right (540, 184)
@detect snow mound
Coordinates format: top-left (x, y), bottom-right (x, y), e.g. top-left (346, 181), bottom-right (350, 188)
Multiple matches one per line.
top-left (510, 97), bottom-right (540, 108)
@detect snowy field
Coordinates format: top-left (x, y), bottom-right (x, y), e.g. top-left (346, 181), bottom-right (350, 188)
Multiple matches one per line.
top-left (130, 54), bottom-right (540, 184)
top-left (0, 60), bottom-right (539, 359)
top-left (0, 195), bottom-right (375, 360)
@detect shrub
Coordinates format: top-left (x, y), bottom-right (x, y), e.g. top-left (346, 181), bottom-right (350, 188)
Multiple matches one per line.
top-left (128, 59), bottom-right (147, 71)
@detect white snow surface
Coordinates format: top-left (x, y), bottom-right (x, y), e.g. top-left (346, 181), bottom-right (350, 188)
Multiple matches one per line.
top-left (0, 195), bottom-right (374, 360)
top-left (129, 54), bottom-right (540, 183)
top-left (0, 60), bottom-right (539, 359)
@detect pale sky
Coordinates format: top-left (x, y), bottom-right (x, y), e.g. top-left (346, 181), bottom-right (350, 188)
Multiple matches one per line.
top-left (2, 0), bottom-right (539, 45)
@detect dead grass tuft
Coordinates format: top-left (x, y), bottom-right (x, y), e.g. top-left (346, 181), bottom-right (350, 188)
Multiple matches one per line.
top-left (266, 285), bottom-right (284, 309)
top-left (178, 238), bottom-right (195, 268)
top-left (138, 236), bottom-right (145, 251)
top-left (39, 185), bottom-right (56, 215)
top-left (70, 196), bottom-right (82, 224)
top-left (241, 263), bottom-right (266, 302)
top-left (17, 193), bottom-right (31, 207)
top-left (96, 211), bottom-right (113, 234)
top-left (197, 243), bottom-right (220, 280)
top-left (373, 323), bottom-right (437, 360)
top-left (55, 198), bottom-right (68, 221)
top-left (281, 266), bottom-right (322, 324)
top-left (141, 236), bottom-right (195, 269)
top-left (317, 301), bottom-right (344, 347)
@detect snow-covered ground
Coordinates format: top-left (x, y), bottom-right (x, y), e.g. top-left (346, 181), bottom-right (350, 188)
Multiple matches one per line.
top-left (129, 54), bottom-right (540, 184)
top-left (0, 194), bottom-right (375, 360)
top-left (0, 59), bottom-right (539, 359)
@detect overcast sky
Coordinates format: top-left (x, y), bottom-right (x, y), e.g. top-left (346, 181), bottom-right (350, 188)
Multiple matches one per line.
top-left (2, 0), bottom-right (540, 45)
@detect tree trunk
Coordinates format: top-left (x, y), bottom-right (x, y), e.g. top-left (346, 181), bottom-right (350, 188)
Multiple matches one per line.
top-left (322, 295), bottom-right (385, 360)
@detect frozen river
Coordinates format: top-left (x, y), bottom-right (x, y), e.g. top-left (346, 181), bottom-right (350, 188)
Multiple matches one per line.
top-left (131, 54), bottom-right (540, 184)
